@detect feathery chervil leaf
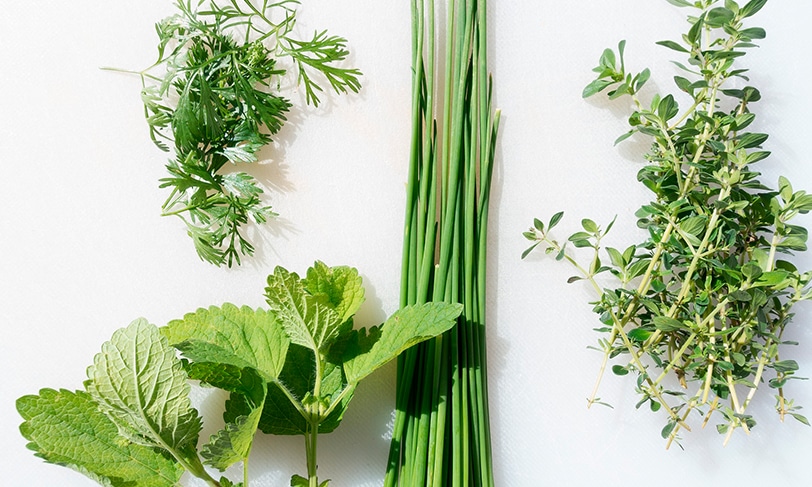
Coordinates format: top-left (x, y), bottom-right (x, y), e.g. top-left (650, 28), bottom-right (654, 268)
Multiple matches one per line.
top-left (86, 318), bottom-right (202, 456)
top-left (343, 303), bottom-right (463, 384)
top-left (162, 304), bottom-right (289, 381)
top-left (17, 388), bottom-right (183, 487)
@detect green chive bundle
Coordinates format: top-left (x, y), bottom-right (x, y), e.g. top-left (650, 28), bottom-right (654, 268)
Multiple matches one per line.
top-left (384, 0), bottom-right (499, 485)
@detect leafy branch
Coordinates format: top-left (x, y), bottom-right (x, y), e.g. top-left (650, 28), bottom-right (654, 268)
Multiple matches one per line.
top-left (524, 0), bottom-right (811, 448)
top-left (17, 262), bottom-right (461, 487)
top-left (119, 1), bottom-right (362, 266)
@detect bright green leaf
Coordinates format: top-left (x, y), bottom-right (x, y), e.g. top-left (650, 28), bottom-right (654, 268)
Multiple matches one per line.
top-left (17, 389), bottom-right (184, 487)
top-left (86, 319), bottom-right (202, 457)
top-left (265, 266), bottom-right (343, 354)
top-left (343, 303), bottom-right (463, 384)
top-left (162, 304), bottom-right (289, 381)
top-left (303, 261), bottom-right (366, 324)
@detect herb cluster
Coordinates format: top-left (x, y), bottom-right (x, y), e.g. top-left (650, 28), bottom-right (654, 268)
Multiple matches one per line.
top-left (17, 262), bottom-right (461, 487)
top-left (386, 0), bottom-right (499, 485)
top-left (133, 1), bottom-right (361, 266)
top-left (524, 0), bottom-right (811, 447)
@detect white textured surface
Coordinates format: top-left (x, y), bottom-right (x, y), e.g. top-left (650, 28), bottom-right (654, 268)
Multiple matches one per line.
top-left (1, 1), bottom-right (810, 485)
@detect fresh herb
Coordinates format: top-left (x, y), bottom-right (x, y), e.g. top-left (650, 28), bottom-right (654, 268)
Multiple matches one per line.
top-left (386, 0), bottom-right (499, 485)
top-left (524, 0), bottom-right (811, 447)
top-left (17, 262), bottom-right (462, 486)
top-left (122, 1), bottom-right (361, 266)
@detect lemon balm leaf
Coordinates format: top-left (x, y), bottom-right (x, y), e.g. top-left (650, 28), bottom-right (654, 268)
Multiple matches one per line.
top-left (17, 388), bottom-right (184, 487)
top-left (162, 304), bottom-right (289, 381)
top-left (86, 319), bottom-right (202, 465)
top-left (343, 303), bottom-right (463, 384)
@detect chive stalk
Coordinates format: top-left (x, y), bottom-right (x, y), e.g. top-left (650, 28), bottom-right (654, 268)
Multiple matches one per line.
top-left (386, 0), bottom-right (500, 484)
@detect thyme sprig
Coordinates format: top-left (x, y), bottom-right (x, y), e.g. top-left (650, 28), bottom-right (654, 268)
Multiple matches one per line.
top-left (524, 0), bottom-right (811, 447)
top-left (124, 0), bottom-right (361, 266)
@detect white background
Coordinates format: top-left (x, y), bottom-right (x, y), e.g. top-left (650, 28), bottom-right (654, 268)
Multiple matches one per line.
top-left (2, 1), bottom-right (811, 485)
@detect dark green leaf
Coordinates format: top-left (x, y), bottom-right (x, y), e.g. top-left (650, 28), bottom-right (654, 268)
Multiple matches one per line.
top-left (706, 7), bottom-right (735, 28)
top-left (612, 365), bottom-right (630, 376)
top-left (741, 0), bottom-right (768, 18)
top-left (583, 78), bottom-right (614, 98)
top-left (656, 40), bottom-right (689, 53)
top-left (773, 360), bottom-right (800, 373)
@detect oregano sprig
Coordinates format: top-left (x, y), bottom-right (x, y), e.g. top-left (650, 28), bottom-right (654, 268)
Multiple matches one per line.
top-left (121, 1), bottom-right (362, 266)
top-left (524, 0), bottom-right (812, 447)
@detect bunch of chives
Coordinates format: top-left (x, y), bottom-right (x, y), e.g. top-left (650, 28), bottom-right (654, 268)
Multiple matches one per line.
top-left (385, 0), bottom-right (499, 485)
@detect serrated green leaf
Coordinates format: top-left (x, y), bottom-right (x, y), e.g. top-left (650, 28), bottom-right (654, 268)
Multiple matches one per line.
top-left (162, 304), bottom-right (289, 381)
top-left (303, 261), bottom-right (366, 324)
top-left (17, 389), bottom-right (184, 487)
top-left (266, 266), bottom-right (344, 354)
top-left (86, 319), bottom-right (202, 457)
top-left (343, 303), bottom-right (463, 384)
top-left (201, 371), bottom-right (266, 471)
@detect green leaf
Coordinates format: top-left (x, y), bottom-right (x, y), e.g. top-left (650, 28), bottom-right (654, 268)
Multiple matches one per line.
top-left (628, 328), bottom-right (653, 342)
top-left (657, 94), bottom-right (679, 122)
top-left (583, 78), bottom-right (614, 98)
top-left (737, 132), bottom-right (768, 148)
top-left (606, 247), bottom-right (625, 268)
top-left (739, 27), bottom-right (766, 40)
top-left (521, 242), bottom-right (541, 260)
top-left (790, 413), bottom-right (810, 426)
top-left (266, 266), bottom-right (344, 354)
top-left (679, 215), bottom-right (707, 237)
top-left (549, 211), bottom-right (564, 230)
top-left (343, 303), bottom-right (463, 384)
top-left (666, 0), bottom-right (693, 6)
top-left (86, 319), bottom-right (202, 457)
top-left (653, 316), bottom-right (687, 332)
top-left (256, 344), bottom-right (354, 435)
top-left (17, 389), bottom-right (184, 487)
top-left (201, 380), bottom-right (266, 471)
top-left (162, 304), bottom-right (289, 381)
top-left (773, 360), bottom-right (800, 373)
top-left (656, 40), bottom-right (689, 53)
top-left (614, 130), bottom-right (635, 145)
top-left (706, 7), bottom-right (735, 28)
top-left (741, 0), bottom-right (768, 18)
top-left (581, 219), bottom-right (599, 233)
top-left (612, 365), bottom-right (630, 376)
top-left (304, 261), bottom-right (366, 324)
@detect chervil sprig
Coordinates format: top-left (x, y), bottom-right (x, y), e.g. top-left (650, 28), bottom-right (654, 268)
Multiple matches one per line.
top-left (118, 1), bottom-right (361, 266)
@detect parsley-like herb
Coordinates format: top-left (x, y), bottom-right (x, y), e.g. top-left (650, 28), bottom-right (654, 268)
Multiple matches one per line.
top-left (127, 1), bottom-right (361, 266)
top-left (524, 0), bottom-right (811, 447)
